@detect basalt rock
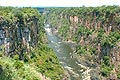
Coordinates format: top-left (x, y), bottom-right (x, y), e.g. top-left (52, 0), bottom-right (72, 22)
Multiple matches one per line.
top-left (0, 16), bottom-right (39, 57)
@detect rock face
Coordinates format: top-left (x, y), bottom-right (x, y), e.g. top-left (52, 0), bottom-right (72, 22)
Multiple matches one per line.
top-left (0, 16), bottom-right (39, 57)
top-left (47, 7), bottom-right (120, 79)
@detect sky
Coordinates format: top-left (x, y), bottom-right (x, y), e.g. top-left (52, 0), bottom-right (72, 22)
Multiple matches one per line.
top-left (0, 0), bottom-right (120, 7)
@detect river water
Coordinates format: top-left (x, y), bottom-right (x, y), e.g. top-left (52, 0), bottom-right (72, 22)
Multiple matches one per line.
top-left (44, 24), bottom-right (83, 80)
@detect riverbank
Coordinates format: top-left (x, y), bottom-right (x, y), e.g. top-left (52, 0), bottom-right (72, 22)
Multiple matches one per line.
top-left (47, 7), bottom-right (120, 80)
top-left (51, 26), bottom-right (101, 80)
top-left (45, 25), bottom-right (84, 79)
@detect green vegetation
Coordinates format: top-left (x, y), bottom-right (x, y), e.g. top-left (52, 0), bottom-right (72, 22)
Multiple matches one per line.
top-left (101, 56), bottom-right (114, 76)
top-left (0, 7), bottom-right (63, 80)
top-left (31, 45), bottom-right (63, 79)
top-left (0, 54), bottom-right (42, 80)
top-left (47, 6), bottom-right (120, 79)
top-left (118, 65), bottom-right (120, 79)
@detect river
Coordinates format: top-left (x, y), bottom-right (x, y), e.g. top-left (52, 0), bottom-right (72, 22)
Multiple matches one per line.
top-left (44, 24), bottom-right (84, 80)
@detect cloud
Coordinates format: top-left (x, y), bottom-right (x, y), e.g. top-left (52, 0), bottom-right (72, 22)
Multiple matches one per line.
top-left (0, 0), bottom-right (39, 7)
top-left (0, 0), bottom-right (120, 7)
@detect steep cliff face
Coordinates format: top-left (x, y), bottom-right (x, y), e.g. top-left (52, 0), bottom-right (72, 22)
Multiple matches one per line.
top-left (0, 7), bottom-right (63, 80)
top-left (47, 7), bottom-right (120, 79)
top-left (0, 10), bottom-right (40, 57)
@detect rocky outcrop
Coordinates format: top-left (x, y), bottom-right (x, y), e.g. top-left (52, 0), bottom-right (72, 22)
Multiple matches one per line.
top-left (0, 15), bottom-right (39, 57)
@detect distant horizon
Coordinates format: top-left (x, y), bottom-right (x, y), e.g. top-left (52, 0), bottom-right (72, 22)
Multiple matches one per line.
top-left (1, 5), bottom-right (120, 8)
top-left (0, 0), bottom-right (120, 7)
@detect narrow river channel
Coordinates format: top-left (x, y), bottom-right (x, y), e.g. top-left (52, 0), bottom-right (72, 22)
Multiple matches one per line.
top-left (44, 24), bottom-right (83, 80)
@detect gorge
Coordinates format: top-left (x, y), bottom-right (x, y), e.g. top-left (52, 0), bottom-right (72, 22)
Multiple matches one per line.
top-left (46, 6), bottom-right (120, 80)
top-left (0, 6), bottom-right (120, 80)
